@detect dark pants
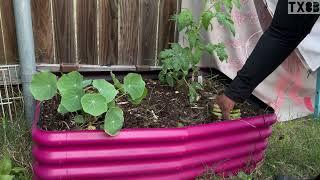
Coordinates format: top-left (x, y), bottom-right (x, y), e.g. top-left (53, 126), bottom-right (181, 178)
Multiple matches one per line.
top-left (224, 0), bottom-right (320, 102)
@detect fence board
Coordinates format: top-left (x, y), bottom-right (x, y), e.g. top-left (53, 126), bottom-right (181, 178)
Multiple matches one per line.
top-left (0, 0), bottom-right (179, 67)
top-left (158, 0), bottom-right (178, 62)
top-left (98, 0), bottom-right (118, 65)
top-left (31, 0), bottom-right (54, 64)
top-left (118, 0), bottom-right (139, 65)
top-left (0, 0), bottom-right (17, 64)
top-left (77, 0), bottom-right (97, 64)
top-left (138, 0), bottom-right (158, 66)
top-left (52, 0), bottom-right (75, 63)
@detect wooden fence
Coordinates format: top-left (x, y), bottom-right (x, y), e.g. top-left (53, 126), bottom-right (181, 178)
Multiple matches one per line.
top-left (0, 0), bottom-right (180, 66)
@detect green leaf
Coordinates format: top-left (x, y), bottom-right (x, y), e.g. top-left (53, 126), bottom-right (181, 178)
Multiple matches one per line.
top-left (108, 100), bottom-right (116, 108)
top-left (201, 10), bottom-right (214, 30)
top-left (0, 155), bottom-right (12, 175)
top-left (81, 93), bottom-right (108, 116)
top-left (171, 71), bottom-right (179, 80)
top-left (206, 43), bottom-right (215, 55)
top-left (130, 87), bottom-right (148, 105)
top-left (206, 43), bottom-right (228, 62)
top-left (159, 49), bottom-right (174, 59)
top-left (93, 80), bottom-right (118, 103)
top-left (186, 30), bottom-right (198, 48)
top-left (123, 73), bottom-right (146, 100)
top-left (82, 79), bottom-right (93, 88)
top-left (30, 71), bottom-right (57, 101)
top-left (215, 1), bottom-right (222, 12)
top-left (166, 73), bottom-right (174, 87)
top-left (74, 115), bottom-right (85, 124)
top-left (104, 106), bottom-right (124, 136)
top-left (180, 54), bottom-right (190, 72)
top-left (158, 71), bottom-right (166, 83)
top-left (223, 0), bottom-right (233, 14)
top-left (193, 47), bottom-right (202, 64)
top-left (191, 81), bottom-right (203, 90)
top-left (171, 43), bottom-right (183, 52)
top-left (0, 175), bottom-right (13, 180)
top-left (172, 60), bottom-right (181, 71)
top-left (162, 59), bottom-right (174, 70)
top-left (57, 104), bottom-right (68, 114)
top-left (61, 88), bottom-right (85, 112)
top-left (57, 71), bottom-right (83, 94)
top-left (188, 85), bottom-right (198, 103)
top-left (176, 9), bottom-right (193, 31)
top-left (111, 72), bottom-right (125, 94)
top-left (216, 12), bottom-right (235, 36)
top-left (215, 45), bottom-right (228, 62)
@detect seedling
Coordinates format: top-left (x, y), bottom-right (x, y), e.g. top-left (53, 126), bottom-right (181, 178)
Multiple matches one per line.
top-left (212, 104), bottom-right (241, 120)
top-left (158, 0), bottom-right (239, 103)
top-left (30, 71), bottom-right (147, 136)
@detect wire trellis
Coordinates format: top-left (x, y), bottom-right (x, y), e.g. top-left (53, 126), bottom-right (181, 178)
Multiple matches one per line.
top-left (0, 65), bottom-right (23, 121)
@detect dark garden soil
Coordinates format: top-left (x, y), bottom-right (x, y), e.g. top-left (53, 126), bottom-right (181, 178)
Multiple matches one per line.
top-left (39, 73), bottom-right (272, 131)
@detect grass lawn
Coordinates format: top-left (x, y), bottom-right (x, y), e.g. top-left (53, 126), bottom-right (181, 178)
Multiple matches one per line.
top-left (255, 117), bottom-right (320, 179)
top-left (1, 115), bottom-right (319, 179)
top-left (0, 114), bottom-right (32, 179)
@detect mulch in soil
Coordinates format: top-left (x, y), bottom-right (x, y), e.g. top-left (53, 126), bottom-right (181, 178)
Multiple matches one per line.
top-left (39, 74), bottom-right (272, 131)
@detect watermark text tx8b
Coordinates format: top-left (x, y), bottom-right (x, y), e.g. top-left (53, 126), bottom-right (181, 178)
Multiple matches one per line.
top-left (288, 0), bottom-right (320, 14)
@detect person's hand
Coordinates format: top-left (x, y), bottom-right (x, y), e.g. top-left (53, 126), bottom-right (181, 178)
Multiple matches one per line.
top-left (215, 94), bottom-right (235, 120)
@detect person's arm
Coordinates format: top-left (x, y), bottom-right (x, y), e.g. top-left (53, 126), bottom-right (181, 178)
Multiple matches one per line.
top-left (217, 0), bottom-right (319, 119)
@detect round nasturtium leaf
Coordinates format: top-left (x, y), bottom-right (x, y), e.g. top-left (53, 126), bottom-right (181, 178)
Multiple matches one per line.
top-left (61, 88), bottom-right (85, 112)
top-left (82, 79), bottom-right (93, 88)
top-left (57, 71), bottom-right (83, 94)
top-left (57, 104), bottom-right (68, 114)
top-left (93, 80), bottom-right (118, 103)
top-left (104, 106), bottom-right (124, 136)
top-left (123, 73), bottom-right (145, 100)
top-left (81, 93), bottom-right (108, 116)
top-left (30, 71), bottom-right (57, 101)
top-left (130, 87), bottom-right (148, 105)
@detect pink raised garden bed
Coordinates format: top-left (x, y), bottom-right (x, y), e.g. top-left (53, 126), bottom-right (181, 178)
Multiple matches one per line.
top-left (32, 102), bottom-right (277, 179)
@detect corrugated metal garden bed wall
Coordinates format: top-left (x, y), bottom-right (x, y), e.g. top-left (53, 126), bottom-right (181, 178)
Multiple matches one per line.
top-left (0, 0), bottom-right (180, 67)
top-left (32, 102), bottom-right (277, 179)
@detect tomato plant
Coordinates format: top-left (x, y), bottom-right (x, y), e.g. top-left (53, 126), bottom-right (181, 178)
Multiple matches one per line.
top-left (30, 71), bottom-right (147, 136)
top-left (158, 0), bottom-right (239, 103)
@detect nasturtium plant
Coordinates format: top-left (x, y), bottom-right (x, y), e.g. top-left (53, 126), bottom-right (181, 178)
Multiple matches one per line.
top-left (82, 79), bottom-right (93, 88)
top-left (61, 88), bottom-right (85, 112)
top-left (81, 93), bottom-right (108, 116)
top-left (57, 71), bottom-right (83, 94)
top-left (30, 71), bottom-right (147, 136)
top-left (104, 106), bottom-right (124, 136)
top-left (159, 0), bottom-right (239, 103)
top-left (30, 71), bottom-right (57, 101)
top-left (124, 73), bottom-right (146, 100)
top-left (93, 80), bottom-right (118, 102)
top-left (57, 104), bottom-right (68, 114)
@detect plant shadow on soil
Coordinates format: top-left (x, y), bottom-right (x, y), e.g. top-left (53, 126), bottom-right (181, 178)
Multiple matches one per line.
top-left (39, 69), bottom-right (273, 131)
